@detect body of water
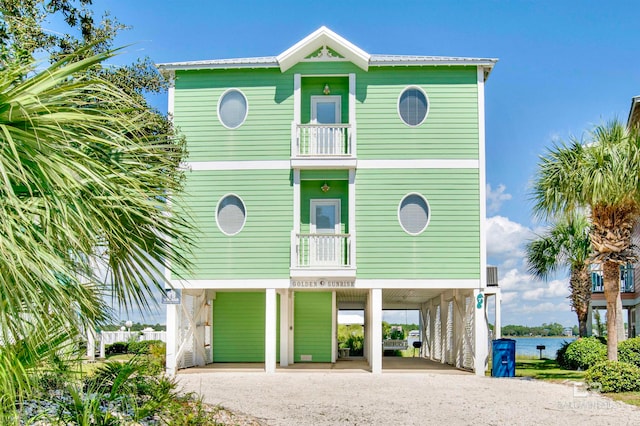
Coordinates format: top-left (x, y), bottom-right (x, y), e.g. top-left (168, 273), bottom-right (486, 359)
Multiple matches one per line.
top-left (506, 337), bottom-right (576, 358)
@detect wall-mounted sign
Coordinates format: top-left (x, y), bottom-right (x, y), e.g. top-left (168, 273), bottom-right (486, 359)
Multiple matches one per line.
top-left (162, 288), bottom-right (181, 304)
top-left (291, 280), bottom-right (355, 288)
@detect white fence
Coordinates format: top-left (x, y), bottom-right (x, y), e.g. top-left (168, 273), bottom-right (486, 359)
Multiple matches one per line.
top-left (89, 330), bottom-right (167, 360)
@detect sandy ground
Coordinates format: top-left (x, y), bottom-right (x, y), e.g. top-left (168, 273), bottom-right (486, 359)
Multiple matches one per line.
top-left (177, 369), bottom-right (640, 426)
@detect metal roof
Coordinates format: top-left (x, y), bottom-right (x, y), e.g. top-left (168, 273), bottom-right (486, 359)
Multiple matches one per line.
top-left (157, 27), bottom-right (497, 78)
top-left (158, 54), bottom-right (497, 71)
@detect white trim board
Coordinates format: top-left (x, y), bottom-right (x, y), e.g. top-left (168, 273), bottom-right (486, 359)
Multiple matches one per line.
top-left (357, 159), bottom-right (479, 169)
top-left (172, 279), bottom-right (291, 289)
top-left (185, 159), bottom-right (479, 171)
top-left (172, 278), bottom-right (482, 290)
top-left (187, 161), bottom-right (290, 171)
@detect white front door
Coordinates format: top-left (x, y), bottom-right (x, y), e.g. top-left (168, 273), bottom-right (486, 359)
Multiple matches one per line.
top-left (310, 199), bottom-right (341, 265)
top-left (311, 96), bottom-right (341, 154)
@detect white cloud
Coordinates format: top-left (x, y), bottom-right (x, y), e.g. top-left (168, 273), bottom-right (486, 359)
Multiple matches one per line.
top-left (522, 279), bottom-right (569, 301)
top-left (486, 215), bottom-right (533, 259)
top-left (486, 183), bottom-right (512, 214)
top-left (517, 301), bottom-right (571, 315)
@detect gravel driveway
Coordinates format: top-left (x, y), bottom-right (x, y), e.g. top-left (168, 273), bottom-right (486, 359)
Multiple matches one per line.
top-left (177, 370), bottom-right (640, 425)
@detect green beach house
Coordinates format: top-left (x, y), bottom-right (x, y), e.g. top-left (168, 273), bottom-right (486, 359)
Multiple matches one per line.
top-left (159, 27), bottom-right (500, 375)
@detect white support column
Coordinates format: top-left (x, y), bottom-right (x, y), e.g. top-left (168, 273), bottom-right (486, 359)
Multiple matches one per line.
top-left (586, 304), bottom-right (593, 336)
top-left (331, 291), bottom-right (337, 363)
top-left (279, 289), bottom-right (289, 367)
top-left (99, 332), bottom-right (106, 359)
top-left (166, 303), bottom-right (179, 376)
top-left (440, 293), bottom-right (448, 365)
top-left (494, 292), bottom-right (502, 339)
top-left (265, 288), bottom-right (277, 374)
top-left (473, 289), bottom-right (489, 376)
top-left (86, 328), bottom-right (95, 362)
top-left (371, 289), bottom-right (382, 374)
top-left (633, 304), bottom-right (640, 338)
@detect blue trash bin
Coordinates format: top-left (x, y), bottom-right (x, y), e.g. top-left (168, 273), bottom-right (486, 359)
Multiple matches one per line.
top-left (492, 338), bottom-right (516, 377)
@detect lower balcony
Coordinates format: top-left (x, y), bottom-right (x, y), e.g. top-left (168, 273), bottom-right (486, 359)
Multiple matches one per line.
top-left (290, 232), bottom-right (356, 278)
top-left (591, 264), bottom-right (635, 293)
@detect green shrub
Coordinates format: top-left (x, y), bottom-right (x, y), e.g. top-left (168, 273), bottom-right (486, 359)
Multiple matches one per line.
top-left (618, 337), bottom-right (640, 367)
top-left (105, 341), bottom-right (129, 355)
top-left (555, 340), bottom-right (571, 368)
top-left (560, 337), bottom-right (607, 370)
top-left (128, 339), bottom-right (164, 355)
top-left (585, 360), bottom-right (640, 393)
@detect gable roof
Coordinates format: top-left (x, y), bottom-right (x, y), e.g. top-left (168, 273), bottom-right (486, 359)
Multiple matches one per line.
top-left (158, 27), bottom-right (497, 78)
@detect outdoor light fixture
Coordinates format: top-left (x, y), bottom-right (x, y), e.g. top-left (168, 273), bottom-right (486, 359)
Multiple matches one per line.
top-left (321, 182), bottom-right (330, 192)
top-left (323, 83), bottom-right (330, 95)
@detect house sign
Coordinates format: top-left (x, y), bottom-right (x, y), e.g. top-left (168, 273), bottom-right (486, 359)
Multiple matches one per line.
top-left (291, 279), bottom-right (355, 288)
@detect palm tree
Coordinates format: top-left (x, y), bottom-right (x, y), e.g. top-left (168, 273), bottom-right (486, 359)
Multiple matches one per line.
top-left (532, 120), bottom-right (640, 360)
top-left (525, 213), bottom-right (592, 337)
top-left (0, 49), bottom-right (192, 419)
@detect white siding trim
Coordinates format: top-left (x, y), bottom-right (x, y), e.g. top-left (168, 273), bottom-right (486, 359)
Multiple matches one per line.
top-left (173, 278), bottom-right (480, 289)
top-left (349, 169), bottom-right (356, 268)
top-left (358, 159), bottom-right (478, 169)
top-left (293, 169), bottom-right (301, 233)
top-left (186, 159), bottom-right (477, 171)
top-left (294, 74), bottom-right (301, 124)
top-left (355, 279), bottom-right (480, 289)
top-left (188, 161), bottom-right (290, 171)
top-left (167, 74), bottom-right (175, 118)
top-left (173, 279), bottom-right (291, 289)
top-left (477, 67), bottom-right (487, 291)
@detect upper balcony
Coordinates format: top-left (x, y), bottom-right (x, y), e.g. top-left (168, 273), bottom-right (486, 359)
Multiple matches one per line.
top-left (591, 264), bottom-right (635, 293)
top-left (291, 122), bottom-right (357, 169)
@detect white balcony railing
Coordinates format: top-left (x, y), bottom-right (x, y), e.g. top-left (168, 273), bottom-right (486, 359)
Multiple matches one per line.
top-left (293, 233), bottom-right (352, 268)
top-left (293, 123), bottom-right (352, 157)
top-left (591, 264), bottom-right (635, 293)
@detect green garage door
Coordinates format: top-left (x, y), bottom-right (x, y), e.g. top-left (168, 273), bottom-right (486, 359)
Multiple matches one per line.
top-left (212, 292), bottom-right (279, 362)
top-left (294, 292), bottom-right (332, 362)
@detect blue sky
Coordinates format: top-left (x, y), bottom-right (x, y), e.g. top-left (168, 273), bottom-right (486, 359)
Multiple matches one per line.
top-left (69, 1), bottom-right (640, 326)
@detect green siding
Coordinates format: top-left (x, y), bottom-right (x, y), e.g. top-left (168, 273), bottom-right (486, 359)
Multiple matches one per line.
top-left (300, 180), bottom-right (348, 234)
top-left (356, 169), bottom-right (480, 279)
top-left (175, 169), bottom-right (292, 279)
top-left (174, 68), bottom-right (293, 162)
top-left (300, 170), bottom-right (349, 180)
top-left (294, 292), bottom-right (332, 362)
top-left (212, 292), bottom-right (279, 362)
top-left (356, 66), bottom-right (479, 160)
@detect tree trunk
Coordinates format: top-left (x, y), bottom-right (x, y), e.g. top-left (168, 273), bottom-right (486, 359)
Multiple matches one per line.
top-left (603, 261), bottom-right (620, 360)
top-left (570, 265), bottom-right (592, 337)
top-left (616, 295), bottom-right (626, 342)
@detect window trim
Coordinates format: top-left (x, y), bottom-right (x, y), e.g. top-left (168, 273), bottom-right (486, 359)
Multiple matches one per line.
top-left (215, 193), bottom-right (247, 236)
top-left (397, 192), bottom-right (431, 235)
top-left (397, 86), bottom-right (429, 127)
top-left (217, 88), bottom-right (248, 129)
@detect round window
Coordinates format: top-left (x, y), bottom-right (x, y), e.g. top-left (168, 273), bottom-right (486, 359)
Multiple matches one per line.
top-left (398, 193), bottom-right (430, 235)
top-left (216, 194), bottom-right (246, 236)
top-left (398, 87), bottom-right (428, 126)
top-left (218, 89), bottom-right (248, 129)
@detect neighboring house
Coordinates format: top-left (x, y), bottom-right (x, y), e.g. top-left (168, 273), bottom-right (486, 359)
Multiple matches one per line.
top-left (588, 96), bottom-right (640, 338)
top-left (158, 27), bottom-right (499, 375)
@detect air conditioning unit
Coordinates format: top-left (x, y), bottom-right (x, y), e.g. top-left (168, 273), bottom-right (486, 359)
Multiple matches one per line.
top-left (487, 266), bottom-right (499, 286)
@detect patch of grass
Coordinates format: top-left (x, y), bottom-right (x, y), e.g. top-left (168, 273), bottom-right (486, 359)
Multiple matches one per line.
top-left (607, 392), bottom-right (640, 407)
top-left (516, 359), bottom-right (586, 381)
